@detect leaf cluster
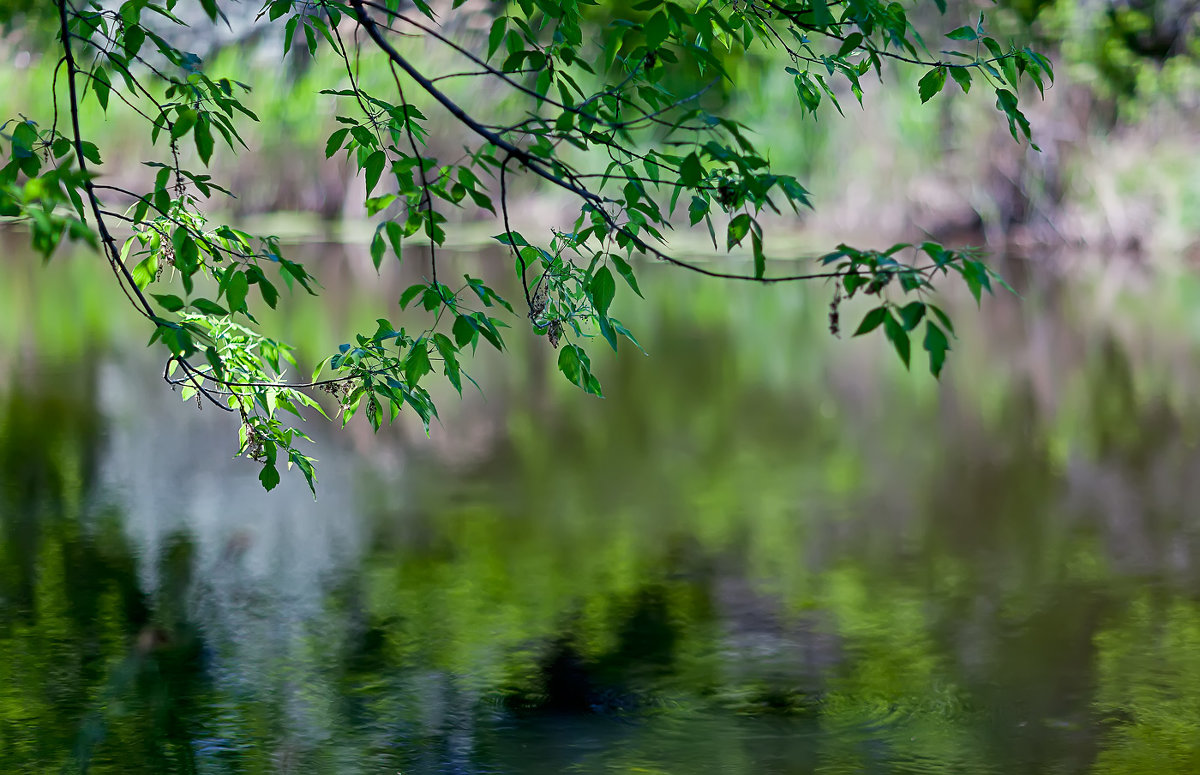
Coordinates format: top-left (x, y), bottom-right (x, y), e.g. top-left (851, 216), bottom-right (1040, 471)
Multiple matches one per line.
top-left (0, 0), bottom-right (1053, 492)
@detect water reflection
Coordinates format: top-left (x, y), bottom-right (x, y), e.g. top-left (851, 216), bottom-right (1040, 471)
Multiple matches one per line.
top-left (2, 246), bottom-right (1200, 773)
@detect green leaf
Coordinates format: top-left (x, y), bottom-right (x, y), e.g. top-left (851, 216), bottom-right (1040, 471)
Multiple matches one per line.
top-left (365, 194), bottom-right (397, 217)
top-left (679, 153), bottom-right (704, 187)
top-left (153, 166), bottom-right (171, 213)
top-left (534, 69), bottom-right (552, 99)
top-left (598, 315), bottom-right (618, 352)
top-left (79, 141), bottom-right (102, 165)
top-left (11, 121), bottom-right (37, 156)
top-left (404, 340), bottom-right (431, 384)
top-left (283, 14), bottom-right (300, 53)
top-left (983, 36), bottom-right (1005, 62)
top-left (399, 282), bottom-right (426, 309)
top-left (959, 260), bottom-right (987, 305)
top-left (589, 266), bottom-right (616, 316)
top-left (123, 24), bottom-right (145, 58)
top-left (918, 67), bottom-right (946, 103)
top-left (190, 298), bottom-right (228, 315)
top-left (645, 12), bottom-right (669, 50)
top-left (172, 107), bottom-right (198, 140)
top-left (194, 116), bottom-right (214, 165)
top-left (364, 150), bottom-right (386, 196)
top-left (838, 33), bottom-right (864, 57)
top-left (558, 344), bottom-right (602, 396)
top-left (303, 21), bottom-right (318, 56)
top-left (883, 312), bottom-right (911, 368)
top-left (259, 463), bottom-right (280, 491)
top-left (995, 89), bottom-right (1031, 140)
top-left (488, 16), bottom-right (507, 59)
top-left (172, 226), bottom-right (197, 272)
top-left (385, 220), bottom-right (404, 261)
top-left (92, 67), bottom-right (111, 111)
top-left (751, 227), bottom-right (765, 280)
top-left (258, 277), bottom-right (279, 308)
top-left (152, 293), bottom-right (184, 312)
top-left (946, 25), bottom-right (977, 41)
top-left (923, 321), bottom-right (950, 377)
top-left (325, 127), bottom-right (349, 159)
top-left (610, 318), bottom-right (646, 354)
top-left (433, 333), bottom-right (462, 393)
top-left (204, 346), bottom-right (224, 379)
top-left (132, 256), bottom-right (158, 290)
top-left (466, 277), bottom-right (513, 312)
top-left (727, 213), bottom-right (751, 250)
top-left (929, 303), bottom-right (956, 336)
top-left (610, 254), bottom-right (642, 298)
top-left (452, 314), bottom-right (476, 348)
top-left (899, 301), bottom-right (926, 330)
top-left (470, 314), bottom-right (505, 351)
top-left (854, 306), bottom-right (887, 336)
top-left (226, 270), bottom-right (249, 312)
top-left (843, 273), bottom-right (869, 296)
top-left (948, 66), bottom-right (972, 93)
top-left (370, 229), bottom-right (386, 271)
top-left (9, 124), bottom-right (37, 167)
top-left (493, 230), bottom-right (529, 247)
top-left (808, 0), bottom-right (835, 26)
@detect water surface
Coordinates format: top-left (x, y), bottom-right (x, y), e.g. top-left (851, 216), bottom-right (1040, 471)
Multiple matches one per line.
top-left (2, 239), bottom-right (1200, 773)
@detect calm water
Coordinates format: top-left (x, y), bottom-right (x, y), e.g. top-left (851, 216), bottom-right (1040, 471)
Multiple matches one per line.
top-left (3, 237), bottom-right (1200, 773)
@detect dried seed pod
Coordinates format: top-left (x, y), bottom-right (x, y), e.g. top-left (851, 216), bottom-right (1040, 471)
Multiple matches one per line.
top-left (717, 181), bottom-right (737, 207)
top-left (828, 286), bottom-right (842, 338)
top-left (531, 284), bottom-right (548, 319)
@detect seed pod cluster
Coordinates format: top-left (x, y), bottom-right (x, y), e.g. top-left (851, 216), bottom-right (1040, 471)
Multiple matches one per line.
top-left (242, 423), bottom-right (268, 462)
top-left (829, 285), bottom-right (842, 338)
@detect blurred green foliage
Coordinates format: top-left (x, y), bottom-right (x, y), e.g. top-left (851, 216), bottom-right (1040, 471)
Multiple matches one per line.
top-left (996, 0), bottom-right (1200, 103)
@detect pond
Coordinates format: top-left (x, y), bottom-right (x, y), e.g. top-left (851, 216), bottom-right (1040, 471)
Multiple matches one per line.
top-left (3, 233), bottom-right (1200, 773)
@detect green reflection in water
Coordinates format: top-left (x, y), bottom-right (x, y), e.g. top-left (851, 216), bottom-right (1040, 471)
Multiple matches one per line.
top-left (0, 367), bottom-right (210, 773)
top-left (1093, 596), bottom-right (1200, 773)
top-left (3, 245), bottom-right (1200, 773)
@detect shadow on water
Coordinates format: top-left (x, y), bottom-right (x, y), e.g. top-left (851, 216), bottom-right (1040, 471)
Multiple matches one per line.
top-left (3, 243), bottom-right (1200, 773)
